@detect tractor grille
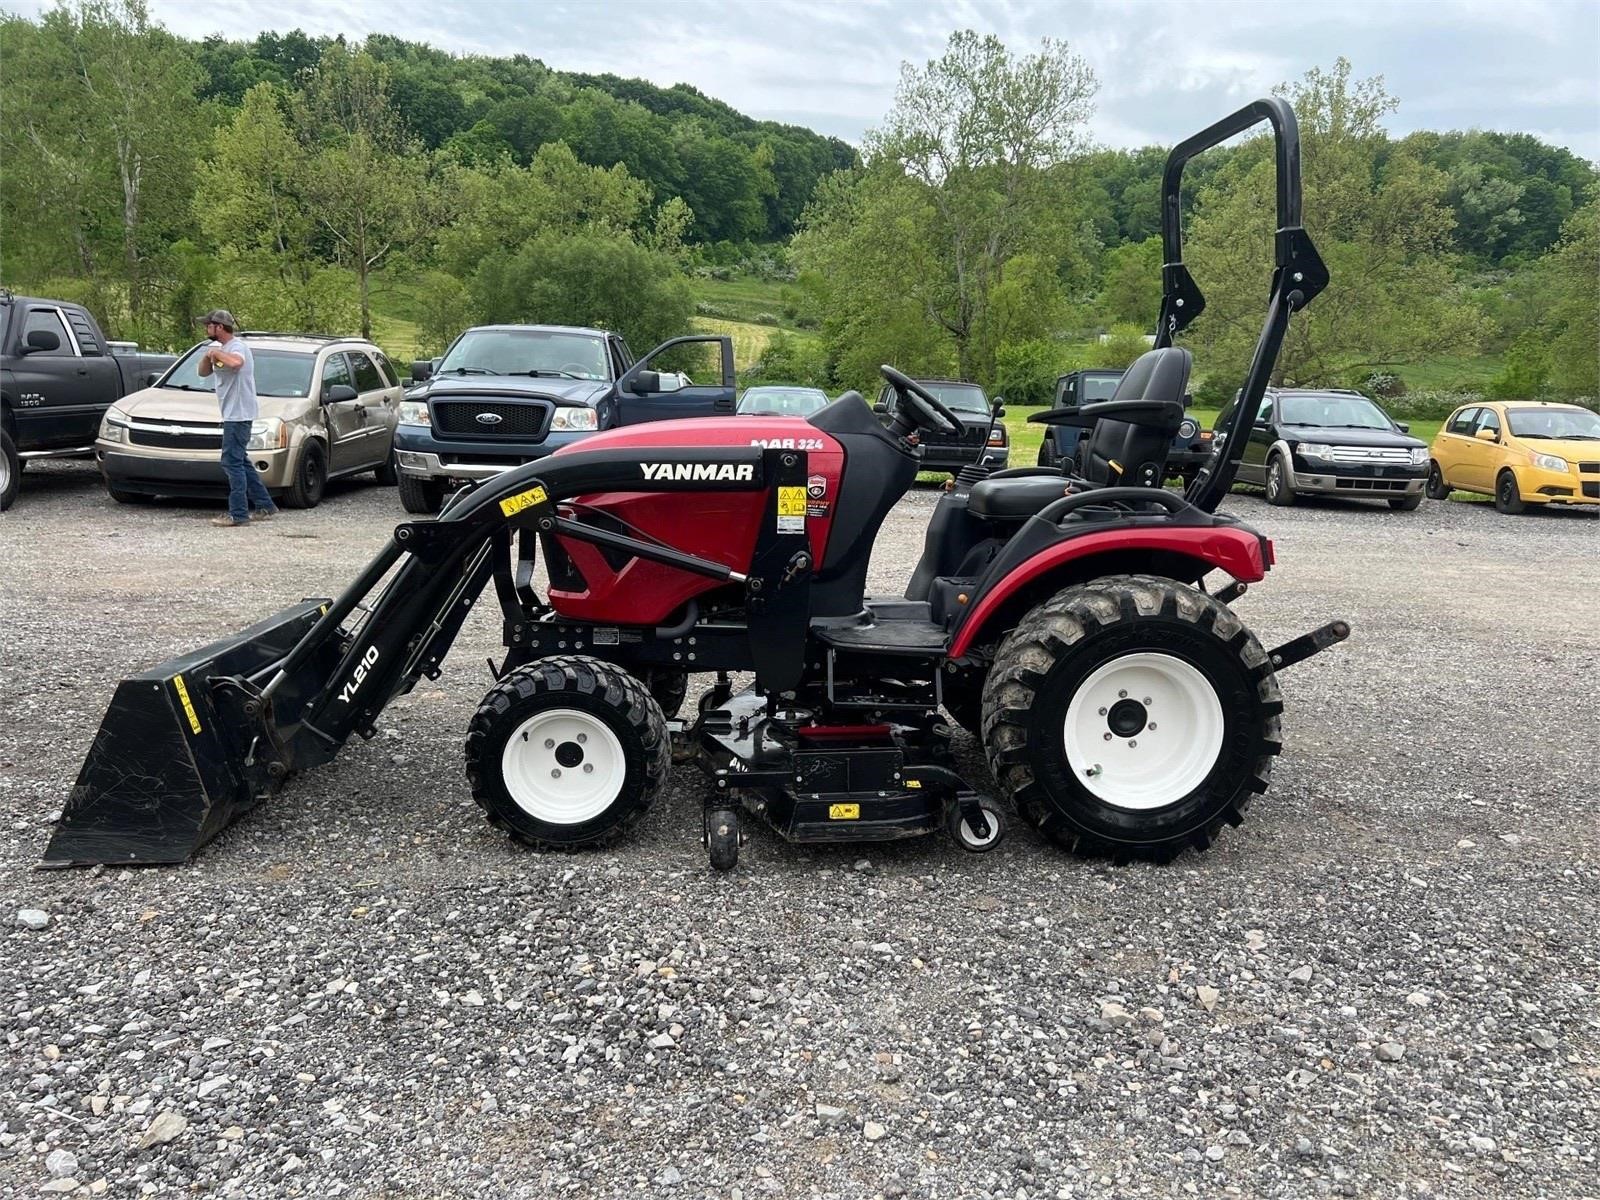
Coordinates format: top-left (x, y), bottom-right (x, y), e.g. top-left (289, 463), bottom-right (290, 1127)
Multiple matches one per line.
top-left (1317, 446), bottom-right (1413, 463)
top-left (128, 419), bottom-right (223, 450)
top-left (431, 399), bottom-right (550, 439)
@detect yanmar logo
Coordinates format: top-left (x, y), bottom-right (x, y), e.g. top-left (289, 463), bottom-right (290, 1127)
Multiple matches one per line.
top-left (640, 462), bottom-right (754, 482)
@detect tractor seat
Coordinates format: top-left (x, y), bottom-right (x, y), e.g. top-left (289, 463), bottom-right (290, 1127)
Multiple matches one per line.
top-left (967, 474), bottom-right (1072, 521)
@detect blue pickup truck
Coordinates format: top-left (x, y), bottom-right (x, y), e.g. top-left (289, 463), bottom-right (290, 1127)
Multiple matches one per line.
top-left (1, 291), bottom-right (175, 511)
top-left (392, 325), bottom-right (735, 512)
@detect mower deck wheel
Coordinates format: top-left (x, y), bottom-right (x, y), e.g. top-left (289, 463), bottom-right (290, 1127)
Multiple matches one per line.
top-left (705, 807), bottom-right (740, 871)
top-left (466, 656), bottom-right (668, 850)
top-left (982, 574), bottom-right (1282, 862)
top-left (947, 798), bottom-right (1006, 852)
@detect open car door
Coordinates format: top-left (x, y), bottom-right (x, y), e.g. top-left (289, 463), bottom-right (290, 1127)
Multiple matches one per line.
top-left (615, 335), bottom-right (736, 426)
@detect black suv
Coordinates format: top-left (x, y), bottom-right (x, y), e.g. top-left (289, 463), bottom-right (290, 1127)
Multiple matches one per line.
top-left (1215, 387), bottom-right (1428, 510)
top-left (874, 379), bottom-right (1006, 474)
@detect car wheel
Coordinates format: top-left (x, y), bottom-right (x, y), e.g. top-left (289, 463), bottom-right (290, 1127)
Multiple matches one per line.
top-left (1037, 441), bottom-right (1057, 469)
top-left (397, 470), bottom-right (443, 514)
top-left (1425, 461), bottom-right (1451, 500)
top-left (0, 429), bottom-right (19, 512)
top-left (466, 656), bottom-right (669, 851)
top-left (284, 440), bottom-right (327, 509)
top-left (1494, 469), bottom-right (1526, 515)
top-left (1388, 493), bottom-right (1423, 511)
top-left (373, 449), bottom-right (399, 486)
top-left (983, 575), bottom-right (1281, 862)
top-left (1265, 453), bottom-right (1296, 506)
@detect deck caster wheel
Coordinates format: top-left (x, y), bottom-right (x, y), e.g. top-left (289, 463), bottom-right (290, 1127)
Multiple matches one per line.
top-left (947, 797), bottom-right (1006, 853)
top-left (705, 807), bottom-right (740, 871)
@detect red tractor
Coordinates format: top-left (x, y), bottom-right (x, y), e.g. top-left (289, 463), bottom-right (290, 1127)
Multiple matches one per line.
top-left (46, 99), bottom-right (1346, 870)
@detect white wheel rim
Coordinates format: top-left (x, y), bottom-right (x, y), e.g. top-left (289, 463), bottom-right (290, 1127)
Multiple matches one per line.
top-left (1063, 652), bottom-right (1225, 811)
top-left (500, 708), bottom-right (626, 824)
top-left (958, 812), bottom-right (1001, 849)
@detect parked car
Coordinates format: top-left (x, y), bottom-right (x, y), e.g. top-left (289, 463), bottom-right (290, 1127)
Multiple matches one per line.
top-left (873, 378), bottom-right (1007, 474)
top-left (1, 289), bottom-right (176, 510)
top-left (96, 333), bottom-right (403, 508)
top-left (737, 385), bottom-right (830, 418)
top-left (1427, 400), bottom-right (1600, 514)
top-left (1037, 368), bottom-right (1214, 485)
top-left (393, 325), bottom-right (736, 513)
top-left (1213, 387), bottom-right (1428, 510)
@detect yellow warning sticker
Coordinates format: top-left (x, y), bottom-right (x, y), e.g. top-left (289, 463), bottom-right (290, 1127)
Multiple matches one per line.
top-left (499, 486), bottom-right (548, 518)
top-left (828, 803), bottom-right (860, 820)
top-left (777, 486), bottom-right (806, 517)
top-left (905, 779), bottom-right (922, 789)
top-left (172, 674), bottom-right (202, 735)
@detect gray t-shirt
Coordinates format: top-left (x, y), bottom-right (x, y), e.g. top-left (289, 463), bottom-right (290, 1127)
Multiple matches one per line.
top-left (210, 337), bottom-right (258, 422)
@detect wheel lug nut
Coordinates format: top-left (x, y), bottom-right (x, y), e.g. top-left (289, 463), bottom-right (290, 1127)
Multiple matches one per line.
top-left (544, 739), bottom-right (555, 749)
top-left (1148, 722), bottom-right (1157, 731)
top-left (1118, 690), bottom-right (1128, 699)
top-left (1142, 697), bottom-right (1152, 705)
top-left (1097, 707), bottom-right (1107, 716)
top-left (1103, 732), bottom-right (1112, 741)
top-left (1128, 739), bottom-right (1137, 748)
top-left (577, 733), bottom-right (587, 744)
top-left (582, 763), bottom-right (593, 774)
top-left (551, 768), bottom-right (562, 778)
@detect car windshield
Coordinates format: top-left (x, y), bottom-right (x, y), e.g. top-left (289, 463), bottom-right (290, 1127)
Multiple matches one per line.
top-left (1079, 375), bottom-right (1121, 403)
top-left (1507, 407), bottom-right (1600, 440)
top-left (1279, 394), bottom-right (1392, 430)
top-left (922, 383), bottom-right (990, 415)
top-left (738, 387), bottom-right (829, 417)
top-left (439, 330), bottom-right (609, 381)
top-left (160, 343), bottom-right (316, 398)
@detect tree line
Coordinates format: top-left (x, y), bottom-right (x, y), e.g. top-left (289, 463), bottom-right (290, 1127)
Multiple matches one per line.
top-left (2, 6), bottom-right (1594, 407)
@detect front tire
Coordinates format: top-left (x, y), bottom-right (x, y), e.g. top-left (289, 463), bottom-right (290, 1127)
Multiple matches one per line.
top-left (398, 471), bottom-right (443, 514)
top-left (1265, 453), bottom-right (1296, 506)
top-left (0, 428), bottom-right (19, 512)
top-left (1495, 470), bottom-right (1526, 515)
top-left (283, 440), bottom-right (327, 509)
top-left (373, 449), bottom-right (399, 486)
top-left (983, 575), bottom-right (1282, 861)
top-left (1425, 461), bottom-right (1451, 500)
top-left (466, 656), bottom-right (669, 850)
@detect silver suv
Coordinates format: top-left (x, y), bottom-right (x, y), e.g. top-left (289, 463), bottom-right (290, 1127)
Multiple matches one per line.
top-left (96, 333), bottom-right (403, 508)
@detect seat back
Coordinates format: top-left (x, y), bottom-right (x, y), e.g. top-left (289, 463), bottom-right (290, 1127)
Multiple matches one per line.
top-left (1080, 347), bottom-right (1191, 487)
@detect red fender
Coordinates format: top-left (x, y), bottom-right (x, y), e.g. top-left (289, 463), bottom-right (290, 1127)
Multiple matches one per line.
top-left (947, 526), bottom-right (1271, 659)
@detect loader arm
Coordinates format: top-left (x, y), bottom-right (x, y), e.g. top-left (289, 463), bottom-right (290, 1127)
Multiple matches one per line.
top-left (45, 447), bottom-right (811, 866)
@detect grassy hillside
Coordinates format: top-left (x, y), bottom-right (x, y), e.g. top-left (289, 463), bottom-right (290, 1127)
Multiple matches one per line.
top-left (687, 275), bottom-right (796, 325)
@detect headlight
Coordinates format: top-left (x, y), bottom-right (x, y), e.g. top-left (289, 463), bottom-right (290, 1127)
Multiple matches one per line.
top-left (246, 418), bottom-right (287, 451)
top-left (1532, 452), bottom-right (1569, 473)
top-left (550, 407), bottom-right (599, 432)
top-left (397, 400), bottom-right (430, 427)
top-left (100, 408), bottom-right (132, 443)
top-left (1296, 442), bottom-right (1337, 461)
top-left (987, 426), bottom-right (1007, 447)
top-left (1410, 447), bottom-right (1429, 466)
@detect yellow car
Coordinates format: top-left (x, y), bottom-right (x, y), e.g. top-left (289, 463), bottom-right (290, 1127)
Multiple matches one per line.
top-left (1427, 401), bottom-right (1600, 513)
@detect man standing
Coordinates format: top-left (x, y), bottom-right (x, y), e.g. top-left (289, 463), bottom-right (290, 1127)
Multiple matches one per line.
top-left (197, 308), bottom-right (278, 527)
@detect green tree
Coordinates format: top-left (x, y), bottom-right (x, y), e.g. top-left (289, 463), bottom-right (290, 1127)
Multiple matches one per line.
top-left (1098, 236), bottom-right (1163, 328)
top-left (1183, 59), bottom-right (1485, 387)
top-left (1540, 201), bottom-right (1599, 397)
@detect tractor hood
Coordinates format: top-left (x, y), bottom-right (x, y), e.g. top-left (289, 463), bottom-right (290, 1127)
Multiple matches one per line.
top-left (1289, 426), bottom-right (1426, 450)
top-left (416, 373), bottom-right (610, 408)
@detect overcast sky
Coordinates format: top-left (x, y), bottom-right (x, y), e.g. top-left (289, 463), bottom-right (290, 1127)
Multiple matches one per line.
top-left (16, 0), bottom-right (1600, 159)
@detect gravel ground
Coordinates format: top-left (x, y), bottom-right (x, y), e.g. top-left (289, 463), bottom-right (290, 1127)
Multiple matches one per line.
top-left (2, 458), bottom-right (1597, 1199)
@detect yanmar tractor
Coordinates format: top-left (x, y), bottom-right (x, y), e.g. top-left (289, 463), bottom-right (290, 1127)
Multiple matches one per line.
top-left (46, 99), bottom-right (1348, 871)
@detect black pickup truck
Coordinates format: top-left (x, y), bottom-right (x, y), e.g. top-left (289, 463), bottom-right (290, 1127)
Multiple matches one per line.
top-left (1, 290), bottom-right (175, 510)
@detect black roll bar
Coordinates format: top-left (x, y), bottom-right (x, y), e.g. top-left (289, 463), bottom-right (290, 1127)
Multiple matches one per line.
top-left (1153, 98), bottom-right (1329, 514)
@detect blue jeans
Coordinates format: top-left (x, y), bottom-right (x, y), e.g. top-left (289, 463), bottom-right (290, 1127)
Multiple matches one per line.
top-left (220, 420), bottom-right (276, 522)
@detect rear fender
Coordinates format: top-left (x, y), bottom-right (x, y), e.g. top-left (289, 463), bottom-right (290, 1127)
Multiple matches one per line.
top-left (947, 526), bottom-right (1268, 659)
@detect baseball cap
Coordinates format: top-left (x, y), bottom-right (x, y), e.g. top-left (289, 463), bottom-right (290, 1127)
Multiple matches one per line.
top-left (200, 308), bottom-right (236, 331)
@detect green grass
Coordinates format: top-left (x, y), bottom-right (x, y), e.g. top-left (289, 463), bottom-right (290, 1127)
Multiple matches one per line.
top-left (687, 275), bottom-right (795, 325)
top-left (690, 315), bottom-right (823, 374)
top-left (1373, 355), bottom-right (1502, 394)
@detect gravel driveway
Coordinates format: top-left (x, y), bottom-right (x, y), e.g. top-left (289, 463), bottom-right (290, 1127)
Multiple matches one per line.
top-left (3, 459), bottom-right (1597, 1198)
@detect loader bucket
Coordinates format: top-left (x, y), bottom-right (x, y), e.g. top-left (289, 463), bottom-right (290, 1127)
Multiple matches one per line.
top-left (42, 599), bottom-right (332, 867)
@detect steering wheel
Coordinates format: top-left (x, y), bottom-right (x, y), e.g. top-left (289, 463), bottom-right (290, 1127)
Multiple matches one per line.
top-left (879, 365), bottom-right (964, 437)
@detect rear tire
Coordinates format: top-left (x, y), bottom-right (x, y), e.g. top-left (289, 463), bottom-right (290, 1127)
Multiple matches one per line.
top-left (1425, 461), bottom-right (1451, 500)
top-left (1265, 453), bottom-right (1296, 506)
top-left (1494, 469), bottom-right (1526, 515)
top-left (373, 449), bottom-right (398, 486)
top-left (1388, 493), bottom-right (1422, 511)
top-left (466, 656), bottom-right (669, 850)
top-left (1037, 440), bottom-right (1058, 469)
top-left (1, 429), bottom-right (21, 512)
top-left (398, 471), bottom-right (443, 514)
top-left (982, 575), bottom-right (1281, 862)
top-left (283, 440), bottom-right (327, 509)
